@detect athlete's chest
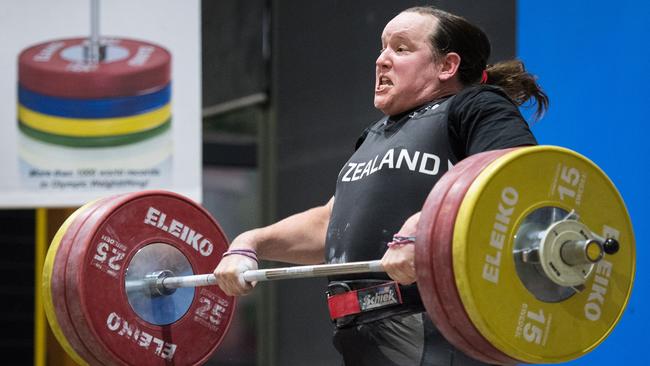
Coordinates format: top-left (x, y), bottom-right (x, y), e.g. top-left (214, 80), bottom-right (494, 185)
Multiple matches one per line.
top-left (338, 103), bottom-right (456, 184)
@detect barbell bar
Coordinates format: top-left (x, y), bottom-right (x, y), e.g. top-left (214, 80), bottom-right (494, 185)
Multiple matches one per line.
top-left (125, 231), bottom-right (616, 296)
top-left (41, 145), bottom-right (635, 366)
top-left (125, 260), bottom-right (385, 296)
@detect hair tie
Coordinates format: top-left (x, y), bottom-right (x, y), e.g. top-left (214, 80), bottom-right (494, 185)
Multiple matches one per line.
top-left (387, 235), bottom-right (417, 248)
top-left (222, 249), bottom-right (259, 264)
top-left (480, 70), bottom-right (488, 84)
top-left (225, 248), bottom-right (257, 255)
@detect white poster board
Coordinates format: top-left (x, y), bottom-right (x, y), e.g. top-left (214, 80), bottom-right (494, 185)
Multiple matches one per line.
top-left (0, 0), bottom-right (201, 208)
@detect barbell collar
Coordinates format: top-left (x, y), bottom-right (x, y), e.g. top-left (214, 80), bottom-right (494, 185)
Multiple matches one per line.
top-left (560, 239), bottom-right (604, 266)
top-left (149, 270), bottom-right (177, 296)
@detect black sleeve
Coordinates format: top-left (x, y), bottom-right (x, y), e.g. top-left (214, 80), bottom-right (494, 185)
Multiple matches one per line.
top-left (448, 86), bottom-right (537, 159)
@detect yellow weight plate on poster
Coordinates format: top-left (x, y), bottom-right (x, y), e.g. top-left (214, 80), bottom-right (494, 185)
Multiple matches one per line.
top-left (452, 146), bottom-right (635, 363)
top-left (19, 103), bottom-right (171, 137)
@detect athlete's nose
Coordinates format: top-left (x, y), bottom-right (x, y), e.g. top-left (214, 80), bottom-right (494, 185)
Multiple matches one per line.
top-left (376, 49), bottom-right (392, 70)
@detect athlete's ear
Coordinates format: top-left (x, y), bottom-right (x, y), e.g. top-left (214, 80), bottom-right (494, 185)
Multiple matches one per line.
top-left (438, 52), bottom-right (460, 81)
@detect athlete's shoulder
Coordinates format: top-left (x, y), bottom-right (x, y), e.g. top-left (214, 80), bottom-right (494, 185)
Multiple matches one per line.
top-left (452, 84), bottom-right (517, 110)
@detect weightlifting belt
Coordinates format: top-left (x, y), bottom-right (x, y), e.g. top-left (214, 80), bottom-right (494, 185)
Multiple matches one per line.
top-left (326, 280), bottom-right (425, 328)
top-left (328, 281), bottom-right (403, 319)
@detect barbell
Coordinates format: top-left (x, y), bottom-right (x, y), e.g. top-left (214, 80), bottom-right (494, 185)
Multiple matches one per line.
top-left (42, 145), bottom-right (635, 365)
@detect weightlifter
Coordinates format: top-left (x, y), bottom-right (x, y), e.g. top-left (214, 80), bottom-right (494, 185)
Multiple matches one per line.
top-left (214, 6), bottom-right (548, 365)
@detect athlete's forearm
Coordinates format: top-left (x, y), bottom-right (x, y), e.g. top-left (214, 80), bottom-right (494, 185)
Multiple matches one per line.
top-left (229, 197), bottom-right (334, 265)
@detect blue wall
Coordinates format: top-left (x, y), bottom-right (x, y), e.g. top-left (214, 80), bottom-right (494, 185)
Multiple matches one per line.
top-left (518, 1), bottom-right (650, 364)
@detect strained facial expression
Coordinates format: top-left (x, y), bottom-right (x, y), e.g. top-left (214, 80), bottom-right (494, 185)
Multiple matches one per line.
top-left (374, 12), bottom-right (440, 116)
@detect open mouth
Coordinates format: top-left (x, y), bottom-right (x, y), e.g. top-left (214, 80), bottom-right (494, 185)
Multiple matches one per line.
top-left (376, 76), bottom-right (393, 92)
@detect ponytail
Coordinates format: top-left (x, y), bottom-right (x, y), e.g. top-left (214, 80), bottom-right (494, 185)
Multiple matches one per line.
top-left (403, 6), bottom-right (549, 121)
top-left (484, 60), bottom-right (549, 120)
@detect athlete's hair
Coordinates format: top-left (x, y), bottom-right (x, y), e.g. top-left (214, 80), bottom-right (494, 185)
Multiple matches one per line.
top-left (403, 6), bottom-right (549, 120)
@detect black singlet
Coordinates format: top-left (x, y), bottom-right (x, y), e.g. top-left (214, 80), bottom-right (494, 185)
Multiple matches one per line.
top-left (325, 85), bottom-right (537, 278)
top-left (324, 85), bottom-right (537, 366)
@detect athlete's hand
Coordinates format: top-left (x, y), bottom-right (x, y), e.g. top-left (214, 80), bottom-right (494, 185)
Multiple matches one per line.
top-left (381, 212), bottom-right (421, 285)
top-left (381, 243), bottom-right (416, 285)
top-left (213, 232), bottom-right (259, 296)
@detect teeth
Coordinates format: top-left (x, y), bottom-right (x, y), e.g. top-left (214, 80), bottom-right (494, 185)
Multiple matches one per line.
top-left (379, 77), bottom-right (393, 86)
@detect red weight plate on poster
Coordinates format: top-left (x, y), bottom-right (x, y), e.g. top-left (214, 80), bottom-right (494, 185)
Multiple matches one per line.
top-left (19, 38), bottom-right (170, 98)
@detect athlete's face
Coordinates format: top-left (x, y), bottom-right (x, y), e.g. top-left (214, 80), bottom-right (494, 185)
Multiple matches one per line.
top-left (374, 12), bottom-right (441, 116)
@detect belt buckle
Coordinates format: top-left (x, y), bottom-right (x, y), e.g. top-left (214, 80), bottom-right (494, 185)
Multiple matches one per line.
top-left (326, 282), bottom-right (357, 328)
top-left (326, 281), bottom-right (352, 297)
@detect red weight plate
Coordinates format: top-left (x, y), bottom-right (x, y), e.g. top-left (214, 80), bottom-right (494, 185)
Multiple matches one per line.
top-left (415, 150), bottom-right (496, 363)
top-left (18, 38), bottom-right (170, 99)
top-left (417, 149), bottom-right (513, 364)
top-left (432, 148), bottom-right (521, 364)
top-left (49, 197), bottom-right (113, 365)
top-left (65, 196), bottom-right (128, 365)
top-left (65, 191), bottom-right (234, 366)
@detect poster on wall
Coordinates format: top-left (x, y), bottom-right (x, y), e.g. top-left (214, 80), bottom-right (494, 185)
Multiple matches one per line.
top-left (0, 0), bottom-right (201, 208)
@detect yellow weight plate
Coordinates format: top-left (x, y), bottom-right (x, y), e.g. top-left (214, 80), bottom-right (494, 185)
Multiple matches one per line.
top-left (453, 145), bottom-right (635, 363)
top-left (42, 202), bottom-right (96, 366)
